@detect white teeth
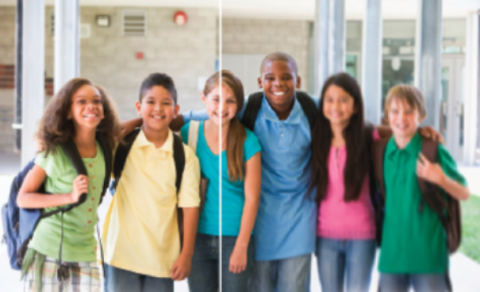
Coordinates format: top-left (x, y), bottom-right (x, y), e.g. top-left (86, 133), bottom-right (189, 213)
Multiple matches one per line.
top-left (273, 92), bottom-right (285, 96)
top-left (85, 114), bottom-right (97, 118)
top-left (153, 115), bottom-right (163, 119)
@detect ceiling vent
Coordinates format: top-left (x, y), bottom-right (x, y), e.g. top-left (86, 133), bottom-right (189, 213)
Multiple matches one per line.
top-left (122, 10), bottom-right (147, 36)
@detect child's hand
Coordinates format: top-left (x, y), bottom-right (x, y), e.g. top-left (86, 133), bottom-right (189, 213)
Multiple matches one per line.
top-left (170, 253), bottom-right (192, 281)
top-left (416, 153), bottom-right (446, 185)
top-left (70, 175), bottom-right (89, 203)
top-left (419, 126), bottom-right (444, 144)
top-left (229, 246), bottom-right (247, 274)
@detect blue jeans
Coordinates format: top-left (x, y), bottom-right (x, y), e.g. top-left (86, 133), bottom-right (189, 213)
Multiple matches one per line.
top-left (379, 273), bottom-right (449, 292)
top-left (104, 263), bottom-right (173, 292)
top-left (316, 237), bottom-right (376, 292)
top-left (188, 233), bottom-right (254, 292)
top-left (249, 254), bottom-right (311, 292)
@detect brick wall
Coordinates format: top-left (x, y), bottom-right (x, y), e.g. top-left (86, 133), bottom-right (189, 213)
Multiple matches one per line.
top-left (0, 6), bottom-right (217, 152)
top-left (222, 18), bottom-right (310, 91)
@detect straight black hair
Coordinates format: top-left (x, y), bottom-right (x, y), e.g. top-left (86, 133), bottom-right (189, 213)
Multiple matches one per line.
top-left (310, 72), bottom-right (371, 202)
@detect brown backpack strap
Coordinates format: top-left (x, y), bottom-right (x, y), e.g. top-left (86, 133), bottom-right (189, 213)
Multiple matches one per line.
top-left (418, 137), bottom-right (461, 254)
top-left (417, 138), bottom-right (447, 213)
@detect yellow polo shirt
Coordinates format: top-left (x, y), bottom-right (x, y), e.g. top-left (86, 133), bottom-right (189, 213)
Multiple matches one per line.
top-left (102, 129), bottom-right (200, 278)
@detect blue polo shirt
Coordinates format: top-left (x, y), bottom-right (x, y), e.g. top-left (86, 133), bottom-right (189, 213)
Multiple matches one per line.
top-left (183, 94), bottom-right (318, 261)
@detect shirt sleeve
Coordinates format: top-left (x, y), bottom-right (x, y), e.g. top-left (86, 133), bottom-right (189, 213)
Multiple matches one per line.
top-left (178, 144), bottom-right (201, 208)
top-left (182, 110), bottom-right (209, 124)
top-left (34, 147), bottom-right (65, 179)
top-left (437, 144), bottom-right (467, 187)
top-left (243, 129), bottom-right (262, 162)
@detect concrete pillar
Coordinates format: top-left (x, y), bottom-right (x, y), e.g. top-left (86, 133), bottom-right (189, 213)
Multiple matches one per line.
top-left (463, 12), bottom-right (480, 165)
top-left (54, 0), bottom-right (80, 93)
top-left (314, 0), bottom-right (346, 95)
top-left (361, 0), bottom-right (383, 124)
top-left (414, 0), bottom-right (443, 129)
top-left (21, 0), bottom-right (45, 166)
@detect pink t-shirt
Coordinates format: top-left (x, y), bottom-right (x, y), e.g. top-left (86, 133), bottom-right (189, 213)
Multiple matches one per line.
top-left (317, 129), bottom-right (380, 239)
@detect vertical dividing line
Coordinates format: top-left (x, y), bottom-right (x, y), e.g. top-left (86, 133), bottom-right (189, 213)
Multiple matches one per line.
top-left (218, 0), bottom-right (223, 290)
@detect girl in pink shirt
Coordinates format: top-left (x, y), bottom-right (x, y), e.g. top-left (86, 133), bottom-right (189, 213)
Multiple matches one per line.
top-left (310, 72), bottom-right (379, 292)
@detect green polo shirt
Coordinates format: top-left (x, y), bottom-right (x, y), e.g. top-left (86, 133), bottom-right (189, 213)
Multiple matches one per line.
top-left (378, 132), bottom-right (466, 274)
top-left (29, 143), bottom-right (105, 262)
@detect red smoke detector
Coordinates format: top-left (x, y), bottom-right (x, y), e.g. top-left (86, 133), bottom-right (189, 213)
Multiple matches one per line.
top-left (173, 11), bottom-right (187, 26)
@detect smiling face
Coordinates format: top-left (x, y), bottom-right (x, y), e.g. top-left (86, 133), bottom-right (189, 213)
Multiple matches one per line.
top-left (258, 60), bottom-right (301, 110)
top-left (136, 85), bottom-right (179, 133)
top-left (387, 97), bottom-right (425, 141)
top-left (203, 84), bottom-right (238, 127)
top-left (68, 84), bottom-right (104, 130)
top-left (322, 84), bottom-right (356, 128)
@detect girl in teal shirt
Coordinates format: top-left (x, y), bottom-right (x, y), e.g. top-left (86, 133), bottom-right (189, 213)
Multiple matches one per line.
top-left (180, 70), bottom-right (261, 292)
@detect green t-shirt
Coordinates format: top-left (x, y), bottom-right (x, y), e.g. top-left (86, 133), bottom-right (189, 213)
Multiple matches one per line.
top-left (29, 142), bottom-right (105, 262)
top-left (378, 133), bottom-right (467, 274)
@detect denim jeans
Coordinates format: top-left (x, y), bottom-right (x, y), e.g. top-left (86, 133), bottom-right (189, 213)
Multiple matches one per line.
top-left (249, 254), bottom-right (311, 292)
top-left (187, 233), bottom-right (254, 292)
top-left (316, 237), bottom-right (376, 292)
top-left (379, 273), bottom-right (449, 292)
top-left (104, 263), bottom-right (173, 292)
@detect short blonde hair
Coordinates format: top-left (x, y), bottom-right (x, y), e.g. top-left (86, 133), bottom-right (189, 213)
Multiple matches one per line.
top-left (384, 85), bottom-right (427, 119)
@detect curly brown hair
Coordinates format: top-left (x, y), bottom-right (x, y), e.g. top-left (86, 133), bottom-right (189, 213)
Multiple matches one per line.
top-left (36, 78), bottom-right (121, 155)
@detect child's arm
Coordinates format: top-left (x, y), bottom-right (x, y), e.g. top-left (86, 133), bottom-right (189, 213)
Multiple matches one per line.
top-left (417, 153), bottom-right (469, 200)
top-left (170, 207), bottom-right (199, 281)
top-left (120, 117), bottom-right (142, 139)
top-left (17, 165), bottom-right (88, 208)
top-left (229, 152), bottom-right (261, 274)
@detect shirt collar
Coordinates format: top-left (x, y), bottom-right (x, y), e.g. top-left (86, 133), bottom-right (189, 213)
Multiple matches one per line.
top-left (261, 92), bottom-right (302, 125)
top-left (135, 128), bottom-right (174, 153)
top-left (386, 131), bottom-right (422, 159)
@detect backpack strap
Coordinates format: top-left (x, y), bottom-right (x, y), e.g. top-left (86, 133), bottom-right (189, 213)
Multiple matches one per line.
top-left (241, 91), bottom-right (317, 132)
top-left (295, 91), bottom-right (317, 131)
top-left (187, 121), bottom-right (201, 153)
top-left (241, 92), bottom-right (264, 131)
top-left (173, 134), bottom-right (186, 194)
top-left (112, 128), bottom-right (141, 190)
top-left (61, 137), bottom-right (88, 206)
top-left (417, 137), bottom-right (461, 254)
top-left (417, 138), bottom-right (447, 213)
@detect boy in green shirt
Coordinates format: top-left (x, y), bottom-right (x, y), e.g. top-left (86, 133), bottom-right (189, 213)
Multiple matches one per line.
top-left (378, 85), bottom-right (469, 292)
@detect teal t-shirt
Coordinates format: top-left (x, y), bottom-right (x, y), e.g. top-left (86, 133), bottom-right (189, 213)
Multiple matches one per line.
top-left (180, 121), bottom-right (261, 236)
top-left (379, 133), bottom-right (467, 274)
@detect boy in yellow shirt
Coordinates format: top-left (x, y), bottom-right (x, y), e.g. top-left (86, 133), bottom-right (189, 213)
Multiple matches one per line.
top-left (102, 73), bottom-right (201, 292)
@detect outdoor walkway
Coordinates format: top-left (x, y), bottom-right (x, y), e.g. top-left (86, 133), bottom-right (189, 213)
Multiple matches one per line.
top-left (1, 153), bottom-right (479, 291)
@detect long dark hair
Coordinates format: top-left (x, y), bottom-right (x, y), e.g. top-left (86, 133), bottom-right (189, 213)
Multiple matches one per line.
top-left (203, 70), bottom-right (246, 182)
top-left (36, 78), bottom-right (121, 156)
top-left (310, 72), bottom-right (371, 202)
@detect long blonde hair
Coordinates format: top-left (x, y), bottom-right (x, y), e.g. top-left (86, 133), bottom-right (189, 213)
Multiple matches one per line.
top-left (203, 70), bottom-right (246, 182)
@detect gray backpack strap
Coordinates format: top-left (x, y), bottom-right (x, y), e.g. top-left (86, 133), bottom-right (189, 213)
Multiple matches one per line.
top-left (188, 121), bottom-right (200, 153)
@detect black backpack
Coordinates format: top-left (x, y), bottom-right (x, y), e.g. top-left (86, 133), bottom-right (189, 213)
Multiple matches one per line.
top-left (111, 129), bottom-right (186, 238)
top-left (1, 136), bottom-right (112, 272)
top-left (240, 91), bottom-right (318, 132)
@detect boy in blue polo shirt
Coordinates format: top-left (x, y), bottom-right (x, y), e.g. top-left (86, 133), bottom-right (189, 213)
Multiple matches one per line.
top-left (183, 52), bottom-right (317, 292)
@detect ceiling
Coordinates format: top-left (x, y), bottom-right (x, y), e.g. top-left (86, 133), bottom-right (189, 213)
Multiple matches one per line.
top-left (0, 0), bottom-right (479, 20)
